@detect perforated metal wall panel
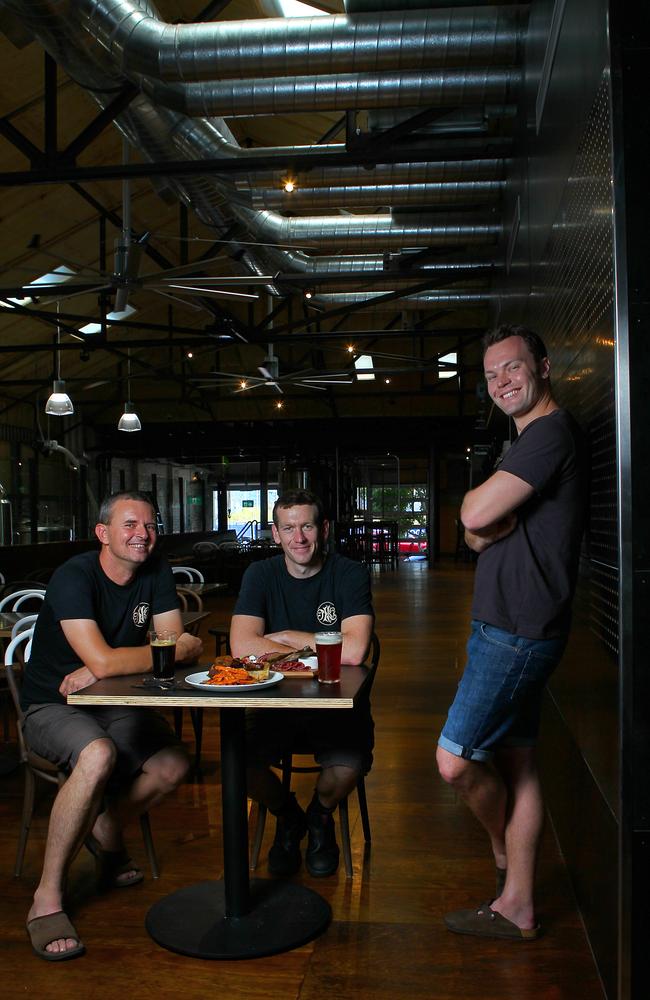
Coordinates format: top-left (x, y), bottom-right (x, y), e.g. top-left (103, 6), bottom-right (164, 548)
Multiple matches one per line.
top-left (528, 75), bottom-right (618, 655)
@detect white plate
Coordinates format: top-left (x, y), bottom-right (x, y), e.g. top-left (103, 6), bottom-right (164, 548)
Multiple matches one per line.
top-left (184, 670), bottom-right (284, 692)
top-left (299, 656), bottom-right (318, 670)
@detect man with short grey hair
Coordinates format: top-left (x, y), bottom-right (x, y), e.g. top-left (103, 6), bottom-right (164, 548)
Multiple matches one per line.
top-left (22, 491), bottom-right (202, 961)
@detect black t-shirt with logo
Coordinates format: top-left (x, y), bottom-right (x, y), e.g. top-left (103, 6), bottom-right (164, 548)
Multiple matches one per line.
top-left (21, 550), bottom-right (179, 709)
top-left (471, 408), bottom-right (588, 640)
top-left (234, 553), bottom-right (374, 634)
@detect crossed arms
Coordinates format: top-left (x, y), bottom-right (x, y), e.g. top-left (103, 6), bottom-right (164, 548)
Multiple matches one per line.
top-left (460, 469), bottom-right (535, 554)
top-left (230, 613), bottom-right (373, 667)
top-left (58, 608), bottom-right (203, 696)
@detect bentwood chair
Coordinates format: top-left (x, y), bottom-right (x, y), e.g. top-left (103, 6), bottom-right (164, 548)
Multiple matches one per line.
top-left (171, 566), bottom-right (205, 584)
top-left (249, 632), bottom-right (380, 878)
top-left (4, 630), bottom-right (159, 880)
top-left (0, 589), bottom-right (46, 613)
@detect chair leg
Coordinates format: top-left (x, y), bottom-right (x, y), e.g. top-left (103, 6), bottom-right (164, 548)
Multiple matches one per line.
top-left (357, 776), bottom-right (371, 843)
top-left (173, 707), bottom-right (183, 740)
top-left (139, 812), bottom-right (159, 879)
top-left (189, 708), bottom-right (204, 769)
top-left (338, 796), bottom-right (353, 878)
top-left (15, 765), bottom-right (36, 878)
top-left (281, 755), bottom-right (293, 795)
top-left (250, 802), bottom-right (267, 870)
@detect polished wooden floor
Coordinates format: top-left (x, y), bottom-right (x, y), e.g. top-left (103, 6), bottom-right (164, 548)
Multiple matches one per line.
top-left (0, 561), bottom-right (604, 999)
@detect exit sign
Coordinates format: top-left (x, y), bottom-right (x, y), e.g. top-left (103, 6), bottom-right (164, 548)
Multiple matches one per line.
top-left (242, 500), bottom-right (254, 508)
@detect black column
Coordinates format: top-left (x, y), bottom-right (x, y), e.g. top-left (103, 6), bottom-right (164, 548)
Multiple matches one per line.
top-left (610, 4), bottom-right (650, 998)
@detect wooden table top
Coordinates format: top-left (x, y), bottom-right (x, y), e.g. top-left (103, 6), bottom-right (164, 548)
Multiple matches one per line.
top-left (68, 663), bottom-right (371, 710)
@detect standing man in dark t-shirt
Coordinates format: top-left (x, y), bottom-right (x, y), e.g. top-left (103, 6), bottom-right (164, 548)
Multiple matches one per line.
top-left (230, 489), bottom-right (374, 878)
top-left (22, 492), bottom-right (203, 962)
top-left (437, 325), bottom-right (587, 941)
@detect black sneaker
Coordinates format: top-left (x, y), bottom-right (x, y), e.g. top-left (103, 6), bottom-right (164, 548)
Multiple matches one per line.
top-left (305, 795), bottom-right (340, 877)
top-left (267, 794), bottom-right (307, 877)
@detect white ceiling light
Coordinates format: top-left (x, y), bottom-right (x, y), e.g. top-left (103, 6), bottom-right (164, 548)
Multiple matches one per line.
top-left (118, 400), bottom-right (142, 432)
top-left (45, 379), bottom-right (74, 416)
top-left (118, 348), bottom-right (142, 432)
top-left (45, 303), bottom-right (74, 416)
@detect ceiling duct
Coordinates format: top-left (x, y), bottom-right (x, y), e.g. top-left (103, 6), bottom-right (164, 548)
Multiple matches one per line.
top-left (0, 0), bottom-right (525, 309)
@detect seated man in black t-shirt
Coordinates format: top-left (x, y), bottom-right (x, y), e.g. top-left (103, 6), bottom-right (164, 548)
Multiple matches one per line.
top-left (230, 489), bottom-right (374, 879)
top-left (21, 491), bottom-right (203, 962)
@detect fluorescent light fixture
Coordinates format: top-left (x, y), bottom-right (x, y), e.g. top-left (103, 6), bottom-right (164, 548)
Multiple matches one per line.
top-left (438, 351), bottom-right (457, 380)
top-left (0, 264), bottom-right (77, 309)
top-left (354, 354), bottom-right (375, 381)
top-left (79, 303), bottom-right (136, 336)
top-left (117, 401), bottom-right (142, 432)
top-left (45, 379), bottom-right (74, 416)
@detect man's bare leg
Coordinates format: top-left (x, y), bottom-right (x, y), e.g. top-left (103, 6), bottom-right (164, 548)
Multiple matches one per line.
top-left (436, 745), bottom-right (508, 870)
top-left (91, 746), bottom-right (189, 855)
top-left (489, 746), bottom-right (543, 930)
top-left (27, 738), bottom-right (116, 956)
top-left (315, 764), bottom-right (358, 808)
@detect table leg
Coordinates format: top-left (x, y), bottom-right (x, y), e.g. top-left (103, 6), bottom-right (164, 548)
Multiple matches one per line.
top-left (145, 705), bottom-right (331, 959)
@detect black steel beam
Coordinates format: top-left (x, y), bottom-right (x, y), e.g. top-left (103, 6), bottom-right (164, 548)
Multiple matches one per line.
top-left (0, 143), bottom-right (513, 186)
top-left (62, 84), bottom-right (139, 162)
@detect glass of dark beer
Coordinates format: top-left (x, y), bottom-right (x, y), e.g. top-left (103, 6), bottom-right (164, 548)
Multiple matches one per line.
top-left (315, 631), bottom-right (343, 684)
top-left (149, 629), bottom-right (177, 680)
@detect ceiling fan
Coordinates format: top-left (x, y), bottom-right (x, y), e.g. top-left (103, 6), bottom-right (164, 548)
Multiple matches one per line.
top-left (4, 234), bottom-right (275, 313)
top-left (190, 345), bottom-right (355, 395)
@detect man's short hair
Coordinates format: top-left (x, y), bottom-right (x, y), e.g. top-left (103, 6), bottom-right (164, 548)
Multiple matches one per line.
top-left (272, 489), bottom-right (325, 527)
top-left (98, 491), bottom-right (156, 525)
top-left (482, 324), bottom-right (548, 364)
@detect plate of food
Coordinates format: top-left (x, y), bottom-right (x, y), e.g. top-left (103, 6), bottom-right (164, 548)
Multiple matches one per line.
top-left (185, 667), bottom-right (284, 691)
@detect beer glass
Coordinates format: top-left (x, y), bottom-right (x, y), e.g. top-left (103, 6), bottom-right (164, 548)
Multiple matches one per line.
top-left (149, 629), bottom-right (177, 679)
top-left (315, 631), bottom-right (343, 684)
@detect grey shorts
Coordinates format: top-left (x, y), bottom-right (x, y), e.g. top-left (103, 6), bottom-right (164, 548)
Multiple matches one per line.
top-left (246, 703), bottom-right (374, 777)
top-left (23, 703), bottom-right (182, 783)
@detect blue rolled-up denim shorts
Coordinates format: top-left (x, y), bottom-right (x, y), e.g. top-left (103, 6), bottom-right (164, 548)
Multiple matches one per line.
top-left (438, 620), bottom-right (566, 762)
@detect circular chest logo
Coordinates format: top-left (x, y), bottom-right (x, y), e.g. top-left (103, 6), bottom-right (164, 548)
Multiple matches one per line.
top-left (317, 602), bottom-right (338, 627)
top-left (133, 603), bottom-right (150, 627)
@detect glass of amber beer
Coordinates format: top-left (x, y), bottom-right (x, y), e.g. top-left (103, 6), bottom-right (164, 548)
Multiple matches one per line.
top-left (149, 629), bottom-right (177, 680)
top-left (315, 631), bottom-right (342, 684)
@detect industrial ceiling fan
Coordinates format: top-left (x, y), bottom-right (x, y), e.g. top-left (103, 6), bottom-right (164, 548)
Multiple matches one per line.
top-left (190, 345), bottom-right (355, 395)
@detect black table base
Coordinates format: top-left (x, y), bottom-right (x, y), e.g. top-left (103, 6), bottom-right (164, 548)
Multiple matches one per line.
top-left (145, 878), bottom-right (331, 959)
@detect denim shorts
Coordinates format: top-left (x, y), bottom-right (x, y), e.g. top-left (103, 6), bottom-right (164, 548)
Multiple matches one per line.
top-left (438, 620), bottom-right (566, 762)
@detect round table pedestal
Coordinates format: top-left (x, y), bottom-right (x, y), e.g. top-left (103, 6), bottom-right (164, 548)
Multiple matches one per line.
top-left (145, 878), bottom-right (331, 959)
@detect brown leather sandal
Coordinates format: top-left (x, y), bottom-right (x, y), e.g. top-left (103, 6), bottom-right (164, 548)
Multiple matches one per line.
top-left (444, 901), bottom-right (541, 941)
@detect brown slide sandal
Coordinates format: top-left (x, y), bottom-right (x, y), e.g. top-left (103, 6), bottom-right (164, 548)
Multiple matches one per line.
top-left (27, 911), bottom-right (86, 961)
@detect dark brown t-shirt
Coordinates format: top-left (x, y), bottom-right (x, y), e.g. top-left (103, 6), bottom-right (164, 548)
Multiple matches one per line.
top-left (471, 409), bottom-right (588, 640)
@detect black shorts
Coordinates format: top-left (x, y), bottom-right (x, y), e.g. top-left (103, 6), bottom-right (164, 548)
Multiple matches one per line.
top-left (246, 701), bottom-right (374, 777)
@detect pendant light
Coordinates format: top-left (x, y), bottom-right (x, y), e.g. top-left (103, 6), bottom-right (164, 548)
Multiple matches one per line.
top-left (118, 348), bottom-right (141, 432)
top-left (45, 303), bottom-right (74, 416)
